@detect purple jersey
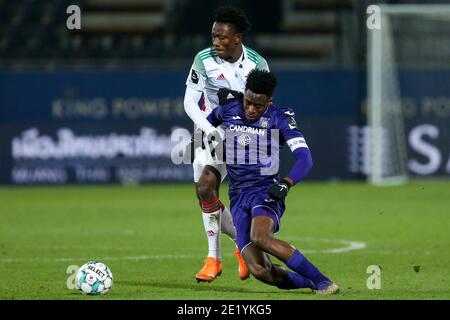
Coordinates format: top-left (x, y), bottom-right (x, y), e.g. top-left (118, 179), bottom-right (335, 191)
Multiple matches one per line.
top-left (207, 100), bottom-right (307, 197)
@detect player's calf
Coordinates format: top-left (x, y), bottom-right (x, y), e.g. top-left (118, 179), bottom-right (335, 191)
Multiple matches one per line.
top-left (196, 183), bottom-right (217, 203)
top-left (247, 262), bottom-right (275, 285)
top-left (196, 166), bottom-right (221, 202)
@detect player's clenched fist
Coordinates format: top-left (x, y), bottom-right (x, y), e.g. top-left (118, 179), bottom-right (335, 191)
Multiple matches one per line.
top-left (268, 179), bottom-right (291, 201)
top-left (218, 88), bottom-right (243, 106)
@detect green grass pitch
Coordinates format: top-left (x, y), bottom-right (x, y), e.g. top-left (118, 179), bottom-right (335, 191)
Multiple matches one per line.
top-left (0, 181), bottom-right (449, 300)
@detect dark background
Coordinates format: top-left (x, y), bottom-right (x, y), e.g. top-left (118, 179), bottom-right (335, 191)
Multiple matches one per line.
top-left (0, 0), bottom-right (449, 184)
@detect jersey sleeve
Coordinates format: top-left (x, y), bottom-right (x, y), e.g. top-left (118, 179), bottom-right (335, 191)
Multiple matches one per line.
top-left (185, 53), bottom-right (207, 91)
top-left (256, 57), bottom-right (270, 71)
top-left (276, 108), bottom-right (309, 152)
top-left (206, 105), bottom-right (225, 127)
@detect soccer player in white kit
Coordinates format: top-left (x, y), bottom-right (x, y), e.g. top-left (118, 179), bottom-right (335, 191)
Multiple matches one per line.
top-left (184, 6), bottom-right (270, 282)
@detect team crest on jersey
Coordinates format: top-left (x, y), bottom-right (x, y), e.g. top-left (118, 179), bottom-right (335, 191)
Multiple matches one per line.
top-left (259, 117), bottom-right (269, 128)
top-left (237, 134), bottom-right (251, 146)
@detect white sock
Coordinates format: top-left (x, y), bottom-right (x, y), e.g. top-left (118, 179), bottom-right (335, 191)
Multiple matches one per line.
top-left (220, 206), bottom-right (237, 243)
top-left (202, 210), bottom-right (221, 260)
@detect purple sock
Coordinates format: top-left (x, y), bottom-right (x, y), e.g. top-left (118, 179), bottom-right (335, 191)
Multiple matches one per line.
top-left (277, 270), bottom-right (314, 290)
top-left (285, 250), bottom-right (330, 287)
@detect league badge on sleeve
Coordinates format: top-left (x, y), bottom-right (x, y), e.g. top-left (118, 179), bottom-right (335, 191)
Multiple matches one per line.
top-left (191, 70), bottom-right (199, 84)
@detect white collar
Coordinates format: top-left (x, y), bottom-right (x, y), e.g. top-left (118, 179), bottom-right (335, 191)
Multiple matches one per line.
top-left (222, 47), bottom-right (245, 66)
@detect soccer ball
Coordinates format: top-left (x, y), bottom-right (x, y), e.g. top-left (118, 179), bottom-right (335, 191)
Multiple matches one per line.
top-left (76, 261), bottom-right (113, 295)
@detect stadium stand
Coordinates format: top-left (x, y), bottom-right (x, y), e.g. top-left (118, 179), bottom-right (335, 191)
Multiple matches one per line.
top-left (0, 0), bottom-right (447, 69)
top-left (0, 0), bottom-right (358, 68)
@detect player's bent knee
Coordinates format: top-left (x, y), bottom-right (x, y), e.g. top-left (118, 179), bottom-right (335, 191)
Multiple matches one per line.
top-left (250, 235), bottom-right (271, 252)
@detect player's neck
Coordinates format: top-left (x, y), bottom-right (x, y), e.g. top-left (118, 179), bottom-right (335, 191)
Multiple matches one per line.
top-left (225, 45), bottom-right (243, 63)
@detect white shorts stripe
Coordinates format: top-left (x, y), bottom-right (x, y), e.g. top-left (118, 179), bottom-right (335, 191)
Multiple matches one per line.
top-left (241, 242), bottom-right (253, 255)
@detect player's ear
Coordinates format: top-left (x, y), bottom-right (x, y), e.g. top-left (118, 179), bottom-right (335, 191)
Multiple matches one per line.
top-left (234, 33), bottom-right (242, 45)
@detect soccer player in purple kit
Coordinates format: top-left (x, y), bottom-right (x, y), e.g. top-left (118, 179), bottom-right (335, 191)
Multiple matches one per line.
top-left (206, 69), bottom-right (340, 295)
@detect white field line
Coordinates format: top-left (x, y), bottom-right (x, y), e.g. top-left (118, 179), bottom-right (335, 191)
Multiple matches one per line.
top-left (4, 244), bottom-right (145, 251)
top-left (0, 254), bottom-right (198, 264)
top-left (0, 237), bottom-right (367, 264)
top-left (284, 236), bottom-right (367, 254)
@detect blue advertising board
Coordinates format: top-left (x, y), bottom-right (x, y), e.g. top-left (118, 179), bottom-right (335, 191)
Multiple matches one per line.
top-left (0, 69), bottom-right (359, 185)
top-left (1, 69), bottom-right (448, 185)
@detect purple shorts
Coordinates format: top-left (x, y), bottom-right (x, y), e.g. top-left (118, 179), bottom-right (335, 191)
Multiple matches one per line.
top-left (230, 189), bottom-right (285, 252)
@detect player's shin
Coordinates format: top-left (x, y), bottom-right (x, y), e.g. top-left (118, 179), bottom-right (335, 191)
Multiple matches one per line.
top-left (277, 270), bottom-right (314, 290)
top-left (284, 250), bottom-right (331, 288)
top-left (201, 198), bottom-right (222, 260)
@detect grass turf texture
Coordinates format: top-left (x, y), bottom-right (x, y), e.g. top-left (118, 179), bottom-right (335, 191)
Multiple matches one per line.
top-left (0, 181), bottom-right (449, 300)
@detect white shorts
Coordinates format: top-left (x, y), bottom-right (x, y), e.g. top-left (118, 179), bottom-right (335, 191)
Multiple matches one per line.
top-left (192, 125), bottom-right (227, 183)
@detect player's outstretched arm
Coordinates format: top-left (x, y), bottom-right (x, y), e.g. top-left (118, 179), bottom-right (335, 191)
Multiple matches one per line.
top-left (184, 86), bottom-right (216, 136)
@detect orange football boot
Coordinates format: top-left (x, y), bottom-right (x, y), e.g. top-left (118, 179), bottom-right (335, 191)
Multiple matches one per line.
top-left (234, 248), bottom-right (250, 280)
top-left (196, 257), bottom-right (222, 282)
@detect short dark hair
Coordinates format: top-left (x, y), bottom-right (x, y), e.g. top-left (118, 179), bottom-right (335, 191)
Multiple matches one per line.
top-left (214, 5), bottom-right (251, 33)
top-left (245, 69), bottom-right (277, 97)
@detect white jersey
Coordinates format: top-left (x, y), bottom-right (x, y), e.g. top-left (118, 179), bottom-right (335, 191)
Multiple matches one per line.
top-left (185, 45), bottom-right (269, 116)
